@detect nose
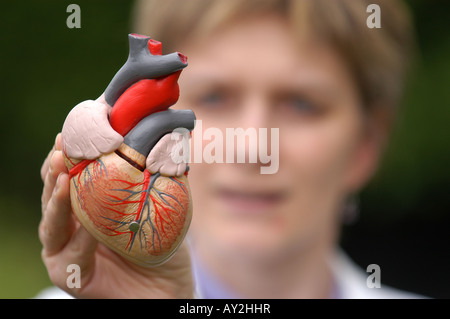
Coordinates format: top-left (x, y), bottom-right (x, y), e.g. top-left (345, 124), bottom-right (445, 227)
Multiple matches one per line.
top-left (238, 93), bottom-right (272, 129)
top-left (227, 92), bottom-right (274, 168)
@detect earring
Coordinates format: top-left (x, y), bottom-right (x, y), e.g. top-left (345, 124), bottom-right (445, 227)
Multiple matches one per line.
top-left (342, 195), bottom-right (360, 225)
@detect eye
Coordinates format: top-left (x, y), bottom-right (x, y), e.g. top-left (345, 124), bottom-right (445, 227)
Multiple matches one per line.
top-left (290, 98), bottom-right (315, 112)
top-left (195, 89), bottom-right (235, 111)
top-left (279, 95), bottom-right (320, 115)
top-left (198, 92), bottom-right (225, 106)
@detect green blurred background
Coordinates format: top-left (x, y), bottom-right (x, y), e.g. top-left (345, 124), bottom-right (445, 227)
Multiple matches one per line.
top-left (0, 0), bottom-right (448, 298)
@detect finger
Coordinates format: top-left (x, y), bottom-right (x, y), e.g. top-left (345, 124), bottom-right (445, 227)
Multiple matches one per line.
top-left (41, 150), bottom-right (68, 214)
top-left (44, 224), bottom-right (98, 297)
top-left (39, 173), bottom-right (76, 256)
top-left (55, 133), bottom-right (62, 151)
top-left (62, 223), bottom-right (98, 274)
top-left (41, 146), bottom-right (55, 182)
top-left (40, 133), bottom-right (62, 182)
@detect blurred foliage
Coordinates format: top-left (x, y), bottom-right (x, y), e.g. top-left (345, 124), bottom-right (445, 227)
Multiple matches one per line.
top-left (0, 0), bottom-right (133, 298)
top-left (341, 0), bottom-right (450, 298)
top-left (0, 0), bottom-right (448, 298)
top-left (362, 0), bottom-right (450, 221)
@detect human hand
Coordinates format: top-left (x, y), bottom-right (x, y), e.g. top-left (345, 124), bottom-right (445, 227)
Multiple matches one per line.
top-left (39, 133), bottom-right (194, 298)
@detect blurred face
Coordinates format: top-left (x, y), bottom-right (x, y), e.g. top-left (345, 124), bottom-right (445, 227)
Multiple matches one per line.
top-left (174, 16), bottom-right (380, 262)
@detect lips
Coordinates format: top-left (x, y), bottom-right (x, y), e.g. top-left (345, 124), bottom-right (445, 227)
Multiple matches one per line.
top-left (216, 186), bottom-right (286, 214)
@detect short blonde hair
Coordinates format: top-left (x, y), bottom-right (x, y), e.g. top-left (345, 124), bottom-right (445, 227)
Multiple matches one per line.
top-left (132, 0), bottom-right (414, 114)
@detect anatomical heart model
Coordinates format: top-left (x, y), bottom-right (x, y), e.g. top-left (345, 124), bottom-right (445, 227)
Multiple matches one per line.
top-left (61, 34), bottom-right (195, 267)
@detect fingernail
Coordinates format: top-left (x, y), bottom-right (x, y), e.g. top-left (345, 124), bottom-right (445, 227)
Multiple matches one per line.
top-left (55, 133), bottom-right (62, 151)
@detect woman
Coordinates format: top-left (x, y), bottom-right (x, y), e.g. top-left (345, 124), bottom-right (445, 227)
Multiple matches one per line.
top-left (38, 0), bottom-right (420, 298)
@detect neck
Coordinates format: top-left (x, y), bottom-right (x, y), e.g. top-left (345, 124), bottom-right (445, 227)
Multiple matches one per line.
top-left (194, 234), bottom-right (337, 299)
